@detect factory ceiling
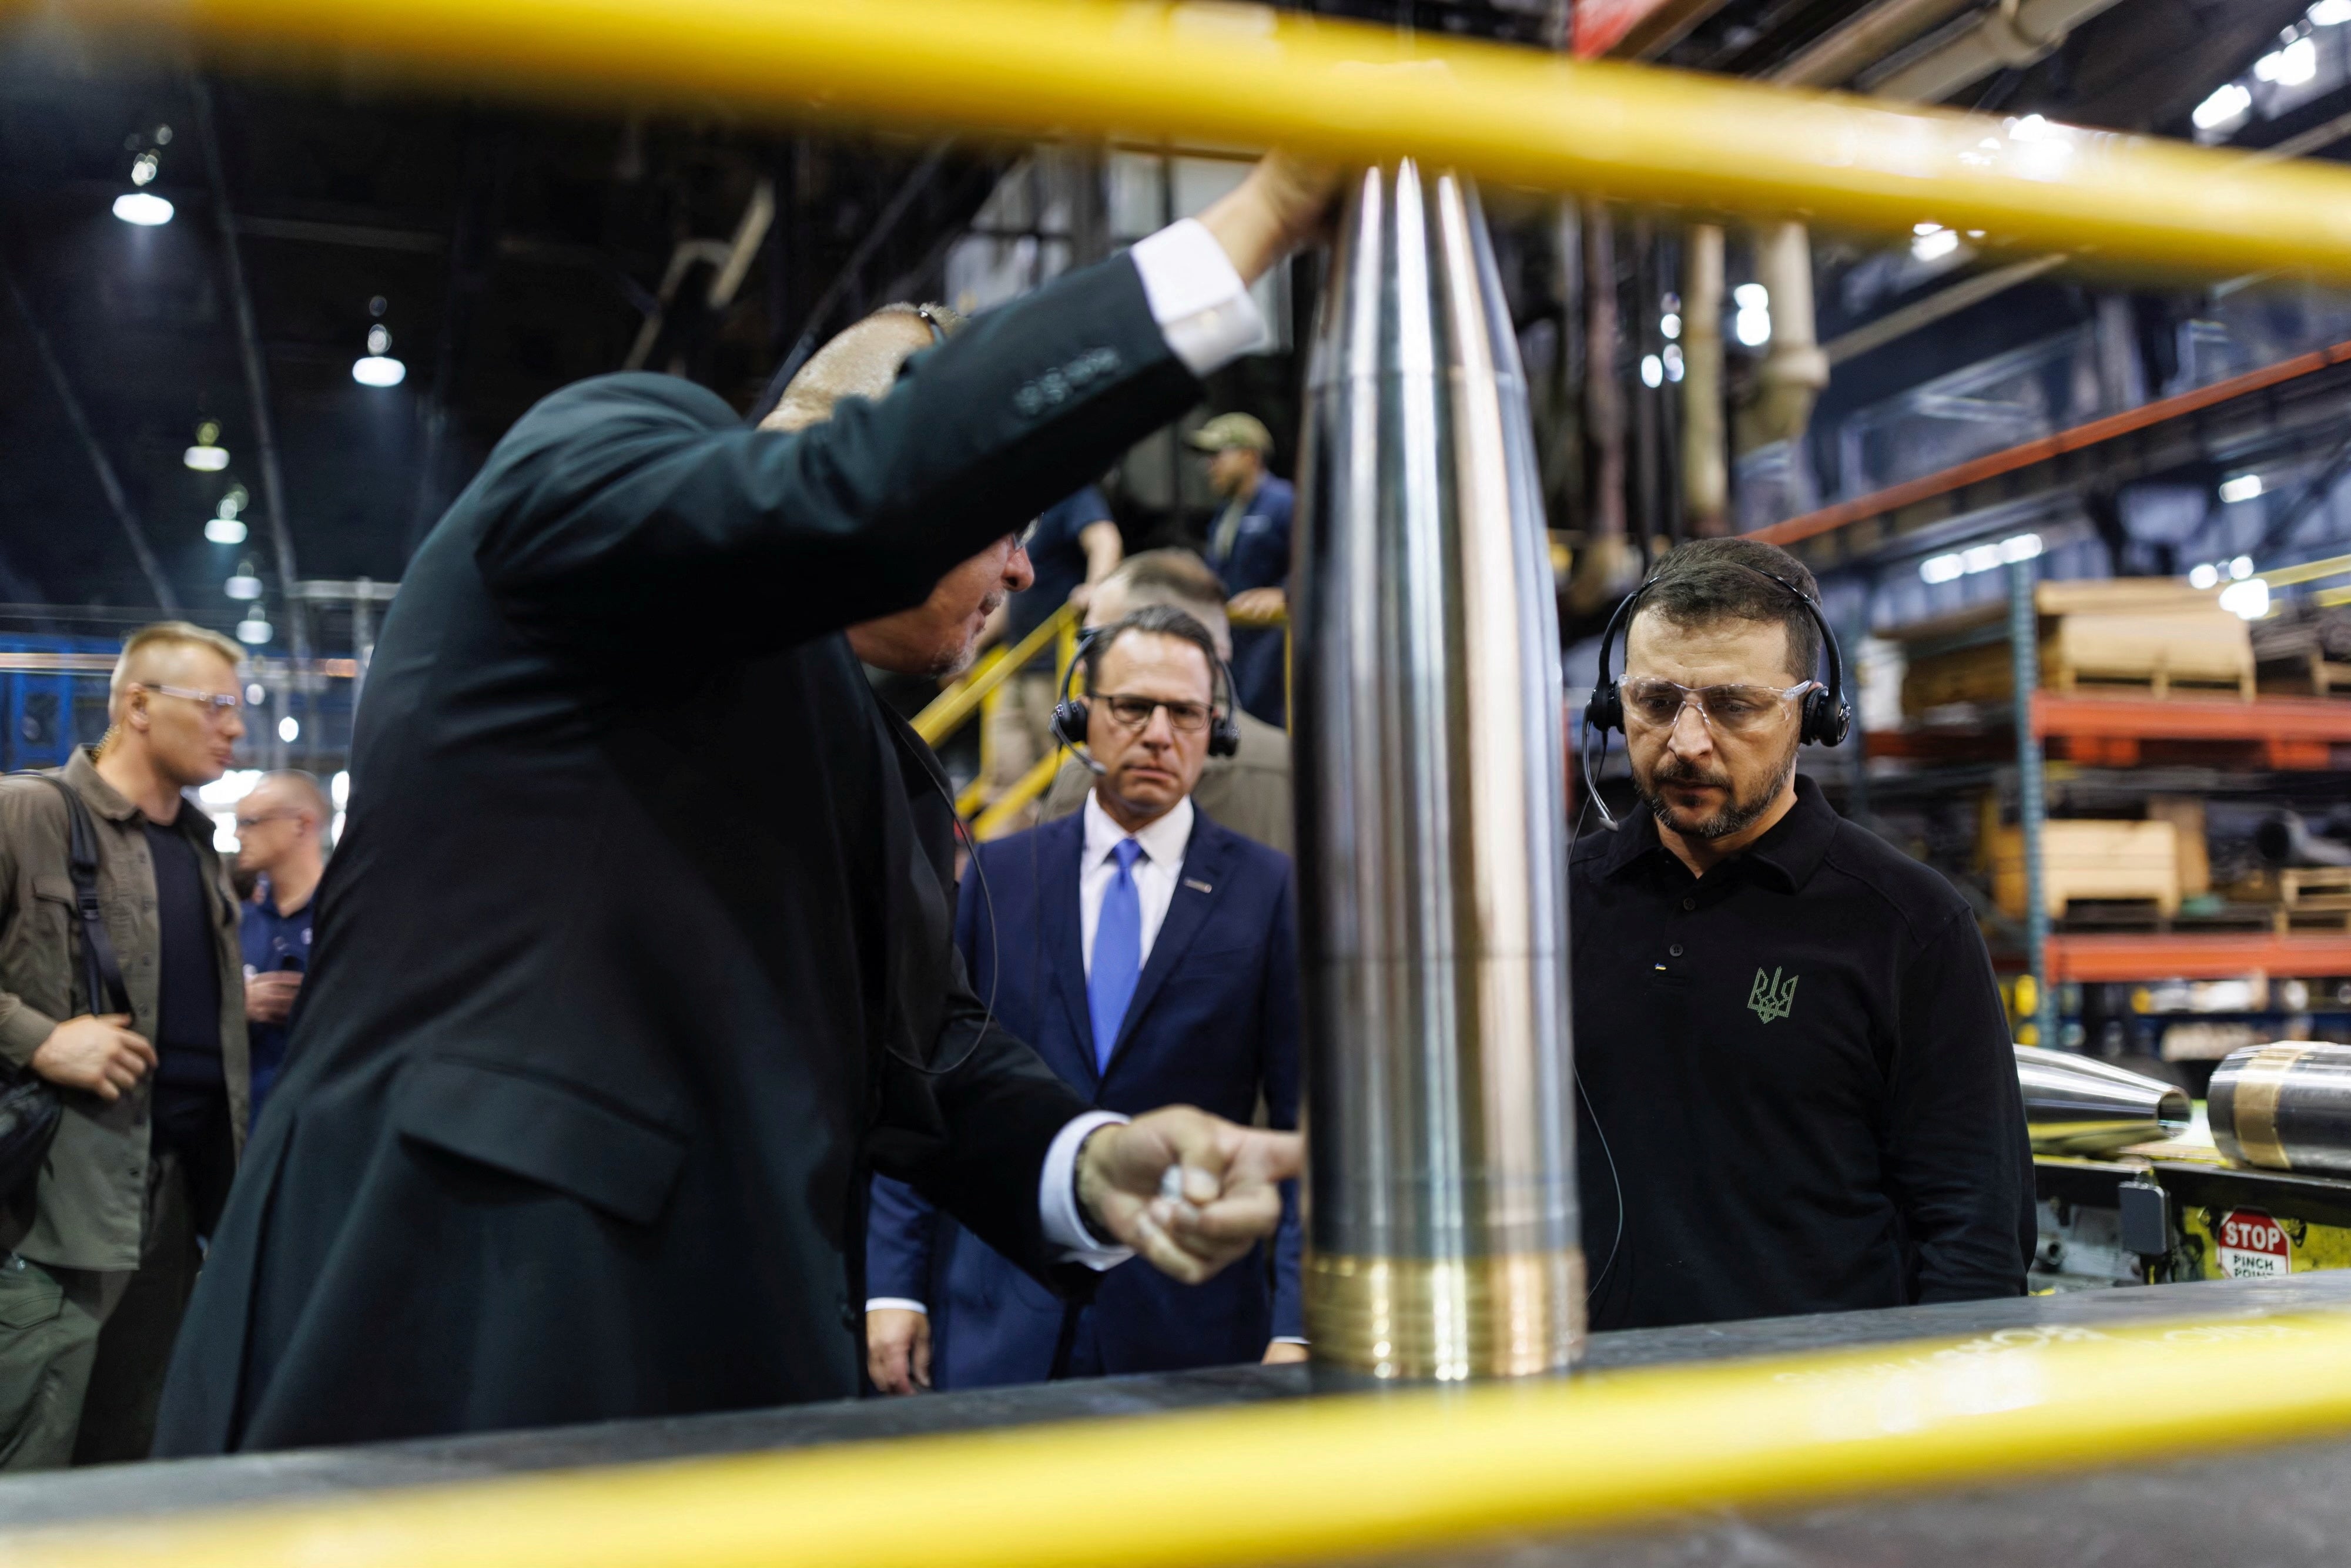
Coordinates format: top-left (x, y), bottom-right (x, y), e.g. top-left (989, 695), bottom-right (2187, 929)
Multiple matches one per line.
top-left (0, 0), bottom-right (2332, 648)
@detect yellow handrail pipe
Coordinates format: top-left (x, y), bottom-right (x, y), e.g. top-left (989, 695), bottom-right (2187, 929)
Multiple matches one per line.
top-left (24, 1305), bottom-right (2351, 1568)
top-left (912, 601), bottom-right (1079, 748)
top-left (973, 751), bottom-right (1064, 839)
top-left (40, 0), bottom-right (2351, 281)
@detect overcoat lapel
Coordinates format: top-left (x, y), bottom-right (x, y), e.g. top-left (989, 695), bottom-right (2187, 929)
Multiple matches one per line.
top-left (1104, 816), bottom-right (1234, 1078)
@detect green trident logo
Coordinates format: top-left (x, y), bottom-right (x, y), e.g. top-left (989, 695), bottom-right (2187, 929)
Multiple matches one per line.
top-left (1748, 966), bottom-right (1799, 1024)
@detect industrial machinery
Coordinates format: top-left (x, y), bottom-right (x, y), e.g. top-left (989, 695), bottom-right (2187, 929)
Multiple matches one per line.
top-left (2033, 1043), bottom-right (2351, 1289)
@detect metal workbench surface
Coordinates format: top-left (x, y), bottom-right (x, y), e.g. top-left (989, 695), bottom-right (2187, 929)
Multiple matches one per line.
top-left (6, 1272), bottom-right (2351, 1562)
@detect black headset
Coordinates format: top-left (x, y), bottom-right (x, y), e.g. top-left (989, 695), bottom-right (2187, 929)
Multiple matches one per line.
top-left (1051, 623), bottom-right (1243, 773)
top-left (1584, 565), bottom-right (1851, 748)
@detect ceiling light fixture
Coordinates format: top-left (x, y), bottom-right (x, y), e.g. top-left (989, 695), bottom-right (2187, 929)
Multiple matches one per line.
top-left (352, 320), bottom-right (406, 387)
top-left (225, 559), bottom-right (263, 601)
top-left (184, 421), bottom-right (229, 471)
top-left (112, 192), bottom-right (172, 226)
top-left (2219, 473), bottom-right (2264, 503)
top-left (1918, 532), bottom-right (2043, 585)
top-left (236, 617), bottom-right (273, 646)
top-left (2194, 82), bottom-right (2254, 131)
top-left (206, 485), bottom-right (247, 544)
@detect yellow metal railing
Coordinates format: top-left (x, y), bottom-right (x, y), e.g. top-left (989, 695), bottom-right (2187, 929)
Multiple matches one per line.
top-left (912, 602), bottom-right (1079, 748)
top-left (915, 601), bottom-right (1082, 836)
top-left (55, 0), bottom-right (2351, 280)
top-left (29, 1302), bottom-right (2351, 1567)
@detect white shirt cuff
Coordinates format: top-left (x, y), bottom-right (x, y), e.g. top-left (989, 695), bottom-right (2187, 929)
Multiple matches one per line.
top-left (1128, 218), bottom-right (1270, 377)
top-left (864, 1298), bottom-right (928, 1316)
top-left (1040, 1110), bottom-right (1134, 1270)
top-left (1272, 1337), bottom-right (1309, 1346)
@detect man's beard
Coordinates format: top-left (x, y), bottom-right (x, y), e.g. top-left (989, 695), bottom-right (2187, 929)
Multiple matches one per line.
top-left (1633, 738), bottom-right (1799, 842)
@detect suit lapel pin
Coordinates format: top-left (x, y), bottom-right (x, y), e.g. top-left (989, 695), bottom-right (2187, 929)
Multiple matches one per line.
top-left (1183, 877), bottom-right (1213, 895)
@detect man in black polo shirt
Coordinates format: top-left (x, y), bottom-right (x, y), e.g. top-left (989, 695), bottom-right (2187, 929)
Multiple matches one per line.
top-left (1575, 537), bottom-right (2031, 1331)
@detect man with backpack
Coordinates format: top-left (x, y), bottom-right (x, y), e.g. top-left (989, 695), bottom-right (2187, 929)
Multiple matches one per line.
top-left (0, 621), bottom-right (250, 1468)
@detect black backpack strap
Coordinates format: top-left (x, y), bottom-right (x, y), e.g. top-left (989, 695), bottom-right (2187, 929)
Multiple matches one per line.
top-left (35, 776), bottom-right (129, 1018)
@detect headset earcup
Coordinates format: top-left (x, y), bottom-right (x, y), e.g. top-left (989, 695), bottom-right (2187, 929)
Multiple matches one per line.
top-left (1801, 689), bottom-right (1851, 747)
top-left (1210, 715), bottom-right (1241, 758)
top-left (1584, 684), bottom-right (1624, 736)
top-left (1050, 700), bottom-right (1090, 751)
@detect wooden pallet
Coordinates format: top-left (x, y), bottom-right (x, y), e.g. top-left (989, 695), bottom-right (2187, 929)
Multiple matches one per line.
top-left (1990, 819), bottom-right (2182, 920)
top-left (2258, 653), bottom-right (2351, 699)
top-left (1895, 581), bottom-right (2257, 716)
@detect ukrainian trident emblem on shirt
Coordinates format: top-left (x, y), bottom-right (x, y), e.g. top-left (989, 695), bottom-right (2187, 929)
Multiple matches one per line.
top-left (1747, 966), bottom-right (1799, 1024)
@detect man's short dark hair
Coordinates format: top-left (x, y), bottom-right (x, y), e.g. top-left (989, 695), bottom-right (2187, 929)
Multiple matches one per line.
top-left (1083, 605), bottom-right (1223, 698)
top-left (1630, 538), bottom-right (1823, 685)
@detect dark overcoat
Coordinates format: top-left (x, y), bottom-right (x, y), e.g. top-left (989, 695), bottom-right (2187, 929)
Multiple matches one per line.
top-left (154, 256), bottom-right (1201, 1453)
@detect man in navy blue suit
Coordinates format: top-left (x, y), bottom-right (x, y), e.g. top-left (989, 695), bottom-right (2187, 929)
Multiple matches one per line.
top-left (867, 606), bottom-right (1302, 1392)
top-left (1193, 413), bottom-right (1294, 729)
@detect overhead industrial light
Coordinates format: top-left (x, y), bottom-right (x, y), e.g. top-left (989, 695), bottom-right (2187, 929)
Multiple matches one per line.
top-left (1732, 282), bottom-right (1771, 348)
top-left (352, 321), bottom-right (406, 387)
top-left (235, 617), bottom-right (273, 645)
top-left (2316, 0), bottom-right (2351, 25)
top-left (225, 559), bottom-right (263, 601)
top-left (1911, 223), bottom-right (1961, 263)
top-left (205, 485), bottom-right (247, 544)
top-left (2219, 473), bottom-right (2264, 503)
top-left (184, 421), bottom-right (229, 471)
top-left (277, 715), bottom-right (300, 743)
top-left (112, 191), bottom-right (172, 226)
top-left (2256, 36), bottom-right (2319, 87)
top-left (2194, 82), bottom-right (2253, 132)
top-left (1639, 354), bottom-right (1663, 388)
top-left (1918, 532), bottom-right (2043, 584)
top-left (2189, 556), bottom-right (2257, 589)
top-left (2219, 577), bottom-right (2271, 620)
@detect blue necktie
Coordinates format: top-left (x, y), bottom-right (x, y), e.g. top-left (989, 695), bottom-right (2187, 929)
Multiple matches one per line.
top-left (1089, 839), bottom-right (1144, 1073)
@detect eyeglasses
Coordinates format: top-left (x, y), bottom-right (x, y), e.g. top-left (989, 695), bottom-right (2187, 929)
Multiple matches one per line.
top-left (1622, 676), bottom-right (1814, 736)
top-left (138, 684), bottom-right (242, 717)
top-left (1095, 693), bottom-right (1214, 733)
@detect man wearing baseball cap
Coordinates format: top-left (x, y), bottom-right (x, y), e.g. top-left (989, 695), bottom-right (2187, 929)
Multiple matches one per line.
top-left (1189, 412), bottom-right (1292, 727)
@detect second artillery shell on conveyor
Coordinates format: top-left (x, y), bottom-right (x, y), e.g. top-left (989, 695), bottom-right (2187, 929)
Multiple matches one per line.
top-left (2211, 1041), bottom-right (2351, 1174)
top-left (1292, 161), bottom-right (1581, 1383)
top-left (2015, 1044), bottom-right (2191, 1156)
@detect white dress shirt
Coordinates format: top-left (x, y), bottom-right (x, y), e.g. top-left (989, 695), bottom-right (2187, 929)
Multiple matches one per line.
top-left (1080, 792), bottom-right (1194, 977)
top-left (870, 223), bottom-right (1260, 1316)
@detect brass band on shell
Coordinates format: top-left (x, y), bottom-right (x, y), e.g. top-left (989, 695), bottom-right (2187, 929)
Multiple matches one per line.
top-left (2232, 1043), bottom-right (2309, 1172)
top-left (1305, 1249), bottom-right (1585, 1381)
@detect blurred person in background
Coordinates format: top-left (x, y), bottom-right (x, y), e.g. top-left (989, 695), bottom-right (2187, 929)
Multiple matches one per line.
top-left (235, 770), bottom-right (329, 1118)
top-left (868, 607), bottom-right (1301, 1393)
top-left (983, 485), bottom-right (1122, 827)
top-left (1039, 548), bottom-right (1290, 853)
top-left (1193, 413), bottom-right (1292, 728)
top-left (0, 623), bottom-right (249, 1468)
top-left (156, 153), bottom-right (1332, 1456)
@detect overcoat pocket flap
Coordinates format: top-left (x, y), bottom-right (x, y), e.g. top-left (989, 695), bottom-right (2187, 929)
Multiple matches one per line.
top-left (28, 876), bottom-right (72, 906)
top-left (391, 1056), bottom-right (685, 1226)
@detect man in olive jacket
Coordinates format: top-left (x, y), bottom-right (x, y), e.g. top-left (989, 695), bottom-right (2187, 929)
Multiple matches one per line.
top-left (155, 156), bottom-right (1326, 1455)
top-left (0, 622), bottom-right (250, 1469)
